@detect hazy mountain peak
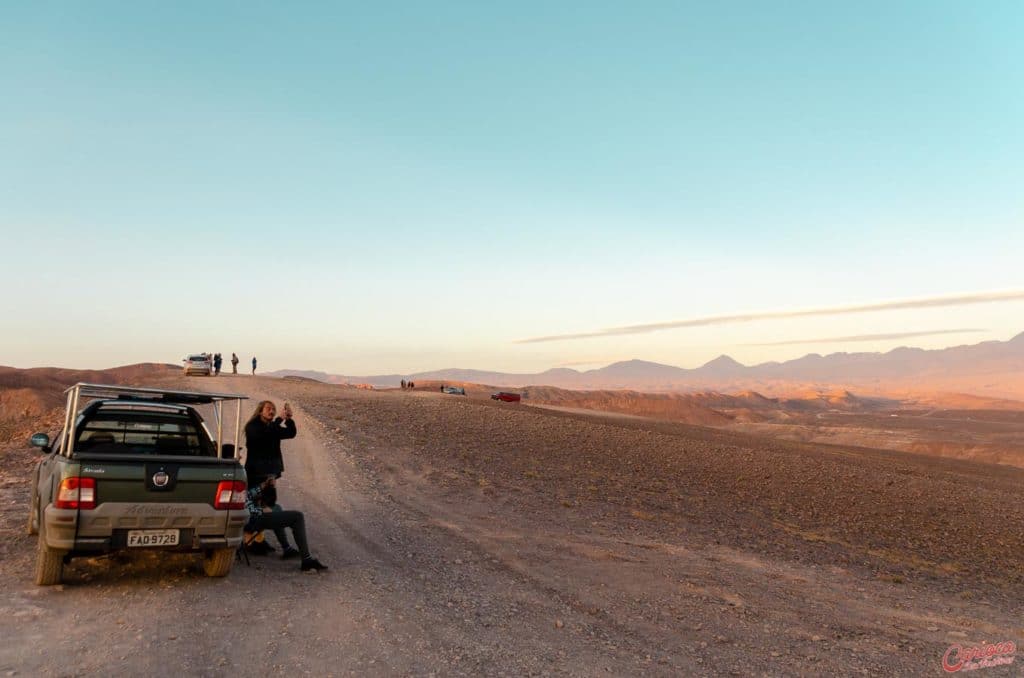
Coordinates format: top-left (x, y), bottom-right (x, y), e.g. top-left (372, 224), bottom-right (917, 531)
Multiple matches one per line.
top-left (702, 355), bottom-right (745, 369)
top-left (540, 367), bottom-right (582, 376)
top-left (610, 359), bottom-right (665, 367)
top-left (594, 359), bottom-right (682, 377)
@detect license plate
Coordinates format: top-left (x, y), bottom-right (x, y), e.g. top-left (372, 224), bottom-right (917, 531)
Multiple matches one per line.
top-left (127, 529), bottom-right (180, 547)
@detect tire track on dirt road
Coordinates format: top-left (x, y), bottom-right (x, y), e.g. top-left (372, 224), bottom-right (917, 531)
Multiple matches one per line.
top-left (241, 381), bottom-right (673, 675)
top-left (229, 383), bottom-right (404, 570)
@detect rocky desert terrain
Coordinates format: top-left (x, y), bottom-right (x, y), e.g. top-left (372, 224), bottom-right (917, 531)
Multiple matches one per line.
top-left (414, 381), bottom-right (1024, 469)
top-left (1, 368), bottom-right (1022, 676)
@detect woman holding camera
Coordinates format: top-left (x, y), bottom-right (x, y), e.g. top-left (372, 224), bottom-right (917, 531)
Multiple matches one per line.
top-left (244, 400), bottom-right (296, 488)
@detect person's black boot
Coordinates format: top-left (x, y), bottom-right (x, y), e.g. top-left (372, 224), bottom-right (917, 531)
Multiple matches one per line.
top-left (249, 540), bottom-right (272, 556)
top-left (301, 557), bottom-right (328, 572)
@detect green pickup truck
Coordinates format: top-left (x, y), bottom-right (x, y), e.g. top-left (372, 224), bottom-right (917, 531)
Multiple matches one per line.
top-left (27, 383), bottom-right (250, 585)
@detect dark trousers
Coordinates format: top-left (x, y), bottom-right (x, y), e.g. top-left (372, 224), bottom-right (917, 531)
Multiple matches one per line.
top-left (249, 509), bottom-right (310, 559)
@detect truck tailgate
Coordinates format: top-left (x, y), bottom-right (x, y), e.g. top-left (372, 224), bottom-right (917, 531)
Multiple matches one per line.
top-left (65, 455), bottom-right (248, 546)
top-left (75, 455), bottom-right (242, 504)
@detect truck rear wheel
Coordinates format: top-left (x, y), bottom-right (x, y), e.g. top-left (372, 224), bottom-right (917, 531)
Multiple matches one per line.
top-left (202, 548), bottom-right (235, 577)
top-left (26, 492), bottom-right (38, 536)
top-left (35, 522), bottom-right (66, 586)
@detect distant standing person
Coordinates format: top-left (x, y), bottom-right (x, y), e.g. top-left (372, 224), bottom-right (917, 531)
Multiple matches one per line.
top-left (213, 353), bottom-right (222, 376)
top-left (252, 356), bottom-right (257, 375)
top-left (231, 353), bottom-right (239, 374)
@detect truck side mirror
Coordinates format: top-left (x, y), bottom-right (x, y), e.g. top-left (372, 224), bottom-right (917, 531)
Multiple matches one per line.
top-left (30, 433), bottom-right (51, 452)
top-left (220, 443), bottom-right (235, 460)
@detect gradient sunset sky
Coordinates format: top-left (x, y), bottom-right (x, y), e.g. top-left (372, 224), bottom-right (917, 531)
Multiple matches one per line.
top-left (2, 2), bottom-right (1022, 375)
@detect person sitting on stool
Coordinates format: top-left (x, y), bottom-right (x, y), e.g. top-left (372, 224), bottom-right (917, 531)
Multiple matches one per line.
top-left (245, 476), bottom-right (327, 572)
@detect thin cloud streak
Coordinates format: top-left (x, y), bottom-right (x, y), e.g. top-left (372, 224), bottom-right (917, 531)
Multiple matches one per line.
top-left (744, 328), bottom-right (986, 347)
top-left (515, 290), bottom-right (1024, 344)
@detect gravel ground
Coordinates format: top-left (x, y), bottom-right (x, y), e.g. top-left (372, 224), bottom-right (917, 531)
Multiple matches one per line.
top-left (1, 374), bottom-right (1021, 676)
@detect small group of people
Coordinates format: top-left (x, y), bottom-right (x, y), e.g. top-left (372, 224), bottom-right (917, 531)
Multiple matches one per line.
top-left (242, 399), bottom-right (327, 572)
top-left (400, 379), bottom-right (416, 389)
top-left (203, 352), bottom-right (253, 375)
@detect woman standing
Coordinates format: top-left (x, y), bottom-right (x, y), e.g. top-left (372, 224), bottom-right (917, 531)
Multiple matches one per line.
top-left (243, 400), bottom-right (296, 487)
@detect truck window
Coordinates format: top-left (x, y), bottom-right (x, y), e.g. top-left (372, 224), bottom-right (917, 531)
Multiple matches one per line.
top-left (75, 411), bottom-right (213, 457)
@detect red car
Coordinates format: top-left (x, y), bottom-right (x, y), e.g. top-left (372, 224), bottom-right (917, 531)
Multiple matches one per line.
top-left (491, 392), bottom-right (521, 402)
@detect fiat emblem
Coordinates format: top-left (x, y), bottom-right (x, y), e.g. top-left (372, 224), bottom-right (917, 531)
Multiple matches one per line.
top-left (153, 471), bottom-right (170, 487)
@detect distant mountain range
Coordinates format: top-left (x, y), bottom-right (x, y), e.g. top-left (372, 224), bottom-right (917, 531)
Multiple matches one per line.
top-left (270, 331), bottom-right (1024, 399)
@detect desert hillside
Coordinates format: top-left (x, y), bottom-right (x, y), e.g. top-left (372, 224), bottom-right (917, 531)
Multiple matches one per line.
top-left (0, 363), bottom-right (179, 441)
top-left (415, 381), bottom-right (1024, 469)
top-left (558, 390), bottom-right (1024, 469)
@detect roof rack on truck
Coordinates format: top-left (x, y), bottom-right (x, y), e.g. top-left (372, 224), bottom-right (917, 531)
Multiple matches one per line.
top-left (59, 383), bottom-right (249, 460)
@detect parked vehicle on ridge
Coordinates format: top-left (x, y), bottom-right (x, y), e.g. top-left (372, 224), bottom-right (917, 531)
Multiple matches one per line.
top-left (183, 354), bottom-right (213, 376)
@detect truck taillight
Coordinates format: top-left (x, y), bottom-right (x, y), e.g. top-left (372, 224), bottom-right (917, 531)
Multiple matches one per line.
top-left (55, 477), bottom-right (97, 509)
top-left (214, 481), bottom-right (247, 510)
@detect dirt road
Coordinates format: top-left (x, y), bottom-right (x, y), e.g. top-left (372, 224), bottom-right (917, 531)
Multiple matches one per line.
top-left (1, 376), bottom-right (1021, 676)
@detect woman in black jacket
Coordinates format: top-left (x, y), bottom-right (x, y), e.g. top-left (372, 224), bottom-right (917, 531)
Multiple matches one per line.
top-left (244, 400), bottom-right (297, 488)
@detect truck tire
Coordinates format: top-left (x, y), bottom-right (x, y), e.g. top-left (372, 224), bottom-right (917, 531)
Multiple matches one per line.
top-left (35, 521), bottom-right (65, 586)
top-left (202, 548), bottom-right (235, 577)
top-left (26, 484), bottom-right (38, 536)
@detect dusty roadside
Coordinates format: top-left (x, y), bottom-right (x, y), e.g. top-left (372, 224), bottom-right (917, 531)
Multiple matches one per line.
top-left (1, 375), bottom-right (1021, 676)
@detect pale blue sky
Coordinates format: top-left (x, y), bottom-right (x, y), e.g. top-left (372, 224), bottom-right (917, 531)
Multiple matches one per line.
top-left (2, 1), bottom-right (1022, 374)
